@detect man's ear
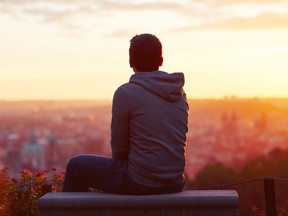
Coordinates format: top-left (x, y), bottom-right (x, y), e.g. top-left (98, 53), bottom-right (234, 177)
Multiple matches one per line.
top-left (129, 58), bottom-right (134, 68)
top-left (159, 56), bottom-right (163, 66)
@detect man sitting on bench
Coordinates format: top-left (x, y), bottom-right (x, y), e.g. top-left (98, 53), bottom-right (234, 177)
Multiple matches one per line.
top-left (62, 33), bottom-right (189, 195)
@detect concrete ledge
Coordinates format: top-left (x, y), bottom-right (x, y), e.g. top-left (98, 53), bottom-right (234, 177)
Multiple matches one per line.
top-left (38, 190), bottom-right (239, 216)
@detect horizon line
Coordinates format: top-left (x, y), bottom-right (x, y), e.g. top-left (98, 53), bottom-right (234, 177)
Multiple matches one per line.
top-left (1, 96), bottom-right (288, 102)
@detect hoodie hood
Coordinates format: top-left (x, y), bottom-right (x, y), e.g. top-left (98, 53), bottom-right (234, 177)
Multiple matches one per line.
top-left (129, 71), bottom-right (185, 102)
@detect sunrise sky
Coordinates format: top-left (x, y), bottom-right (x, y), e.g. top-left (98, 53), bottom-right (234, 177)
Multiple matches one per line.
top-left (0, 0), bottom-right (288, 100)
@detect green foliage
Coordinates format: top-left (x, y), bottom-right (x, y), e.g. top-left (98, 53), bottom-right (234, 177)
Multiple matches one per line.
top-left (0, 167), bottom-right (64, 216)
top-left (191, 163), bottom-right (238, 188)
top-left (252, 202), bottom-right (288, 216)
top-left (278, 201), bottom-right (288, 216)
top-left (0, 167), bottom-right (12, 215)
top-left (186, 148), bottom-right (288, 216)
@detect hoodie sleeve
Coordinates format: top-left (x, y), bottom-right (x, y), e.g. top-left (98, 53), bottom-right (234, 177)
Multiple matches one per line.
top-left (110, 86), bottom-right (130, 160)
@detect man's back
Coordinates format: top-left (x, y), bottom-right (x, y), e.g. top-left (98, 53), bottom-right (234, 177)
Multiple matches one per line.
top-left (111, 71), bottom-right (188, 187)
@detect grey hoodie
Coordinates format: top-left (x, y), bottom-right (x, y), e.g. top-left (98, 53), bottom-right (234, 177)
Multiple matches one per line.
top-left (111, 71), bottom-right (189, 187)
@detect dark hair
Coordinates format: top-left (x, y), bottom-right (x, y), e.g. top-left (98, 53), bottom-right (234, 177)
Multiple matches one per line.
top-left (129, 33), bottom-right (162, 72)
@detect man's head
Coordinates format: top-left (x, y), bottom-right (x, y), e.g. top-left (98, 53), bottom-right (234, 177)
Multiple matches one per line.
top-left (129, 33), bottom-right (163, 72)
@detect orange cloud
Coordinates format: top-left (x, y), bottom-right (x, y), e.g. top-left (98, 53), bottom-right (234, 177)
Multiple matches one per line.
top-left (208, 0), bottom-right (287, 8)
top-left (171, 12), bottom-right (288, 32)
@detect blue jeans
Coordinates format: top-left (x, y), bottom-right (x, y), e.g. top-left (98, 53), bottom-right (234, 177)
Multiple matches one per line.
top-left (62, 155), bottom-right (184, 195)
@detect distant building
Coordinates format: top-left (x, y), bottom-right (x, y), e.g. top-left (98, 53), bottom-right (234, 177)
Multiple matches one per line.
top-left (221, 112), bottom-right (238, 134)
top-left (21, 133), bottom-right (45, 171)
top-left (46, 131), bottom-right (58, 169)
top-left (5, 133), bottom-right (22, 178)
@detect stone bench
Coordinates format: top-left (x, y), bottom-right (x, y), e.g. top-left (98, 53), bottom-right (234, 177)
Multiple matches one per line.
top-left (38, 190), bottom-right (239, 216)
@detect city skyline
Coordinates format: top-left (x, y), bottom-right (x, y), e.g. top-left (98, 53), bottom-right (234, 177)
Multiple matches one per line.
top-left (1, 0), bottom-right (288, 100)
top-left (1, 98), bottom-right (288, 176)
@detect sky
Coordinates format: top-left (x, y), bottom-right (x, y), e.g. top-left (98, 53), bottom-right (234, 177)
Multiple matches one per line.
top-left (0, 0), bottom-right (288, 100)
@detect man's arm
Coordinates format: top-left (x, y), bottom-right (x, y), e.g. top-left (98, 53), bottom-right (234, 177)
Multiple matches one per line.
top-left (110, 87), bottom-right (130, 160)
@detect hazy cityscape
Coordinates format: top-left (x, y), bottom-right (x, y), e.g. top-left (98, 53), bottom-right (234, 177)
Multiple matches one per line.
top-left (0, 98), bottom-right (288, 181)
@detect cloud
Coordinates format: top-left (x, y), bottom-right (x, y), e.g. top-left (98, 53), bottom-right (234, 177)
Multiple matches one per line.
top-left (208, 0), bottom-right (287, 8)
top-left (0, 0), bottom-right (181, 35)
top-left (169, 0), bottom-right (288, 32)
top-left (1, 0), bottom-right (288, 35)
top-left (171, 12), bottom-right (288, 32)
top-left (0, 0), bottom-right (180, 20)
top-left (218, 13), bottom-right (288, 29)
top-left (105, 29), bottom-right (139, 39)
top-left (98, 1), bottom-right (180, 12)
